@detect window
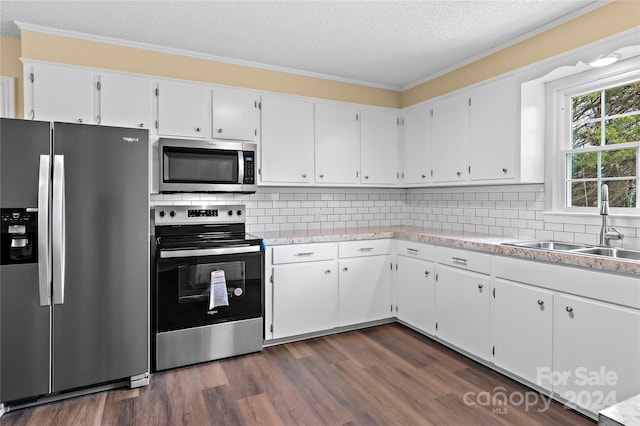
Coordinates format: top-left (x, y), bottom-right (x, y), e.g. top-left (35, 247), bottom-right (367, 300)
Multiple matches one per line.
top-left (555, 64), bottom-right (640, 212)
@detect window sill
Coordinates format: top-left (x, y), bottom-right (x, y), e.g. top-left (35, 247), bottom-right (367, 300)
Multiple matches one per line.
top-left (543, 211), bottom-right (640, 228)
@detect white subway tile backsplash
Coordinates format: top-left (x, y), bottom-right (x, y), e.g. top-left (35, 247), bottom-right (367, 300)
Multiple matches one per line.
top-left (148, 184), bottom-right (636, 247)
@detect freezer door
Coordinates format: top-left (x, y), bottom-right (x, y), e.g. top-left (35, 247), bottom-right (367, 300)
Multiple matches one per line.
top-left (51, 123), bottom-right (149, 392)
top-left (0, 118), bottom-right (52, 402)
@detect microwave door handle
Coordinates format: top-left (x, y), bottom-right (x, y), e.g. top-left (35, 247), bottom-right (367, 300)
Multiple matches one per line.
top-left (38, 155), bottom-right (51, 306)
top-left (238, 150), bottom-right (245, 185)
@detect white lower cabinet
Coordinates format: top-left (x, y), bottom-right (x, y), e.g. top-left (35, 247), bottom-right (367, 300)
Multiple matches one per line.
top-left (272, 261), bottom-right (338, 339)
top-left (339, 256), bottom-right (392, 326)
top-left (553, 294), bottom-right (640, 414)
top-left (492, 279), bottom-right (553, 390)
top-left (395, 255), bottom-right (436, 334)
top-left (435, 264), bottom-right (491, 360)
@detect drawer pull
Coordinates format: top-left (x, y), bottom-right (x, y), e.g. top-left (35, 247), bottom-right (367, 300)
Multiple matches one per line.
top-left (425, 271), bottom-right (430, 277)
top-left (358, 247), bottom-right (374, 252)
top-left (406, 248), bottom-right (419, 254)
top-left (566, 306), bottom-right (573, 313)
top-left (477, 284), bottom-right (484, 290)
top-left (343, 267), bottom-right (349, 272)
top-left (294, 252), bottom-right (314, 256)
top-left (537, 300), bottom-right (544, 306)
top-left (325, 269), bottom-right (332, 274)
top-left (452, 257), bottom-right (468, 265)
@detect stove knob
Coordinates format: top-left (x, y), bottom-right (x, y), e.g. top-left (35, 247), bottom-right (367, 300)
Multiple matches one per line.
top-left (159, 211), bottom-right (166, 218)
top-left (170, 210), bottom-right (176, 217)
top-left (237, 210), bottom-right (242, 216)
top-left (228, 210), bottom-right (233, 216)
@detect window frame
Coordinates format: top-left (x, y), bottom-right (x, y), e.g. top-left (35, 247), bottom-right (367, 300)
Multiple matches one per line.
top-left (548, 59), bottom-right (640, 215)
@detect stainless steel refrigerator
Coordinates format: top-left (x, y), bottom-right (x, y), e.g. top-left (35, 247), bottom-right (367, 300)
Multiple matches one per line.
top-left (0, 119), bottom-right (149, 413)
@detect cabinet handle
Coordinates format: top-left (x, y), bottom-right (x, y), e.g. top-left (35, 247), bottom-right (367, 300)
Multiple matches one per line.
top-left (406, 248), bottom-right (418, 254)
top-left (425, 271), bottom-right (430, 277)
top-left (96, 115), bottom-right (101, 124)
top-left (364, 175), bottom-right (369, 179)
top-left (30, 110), bottom-right (35, 120)
top-left (456, 171), bottom-right (462, 177)
top-left (139, 123), bottom-right (145, 128)
top-left (477, 284), bottom-right (484, 290)
top-left (343, 267), bottom-right (349, 272)
top-left (502, 168), bottom-right (508, 174)
top-left (77, 118), bottom-right (84, 123)
top-left (566, 306), bottom-right (573, 313)
top-left (294, 252), bottom-right (314, 256)
top-left (537, 300), bottom-right (544, 306)
top-left (217, 128), bottom-right (223, 133)
top-left (421, 174), bottom-right (426, 179)
top-left (302, 173), bottom-right (307, 179)
top-left (319, 174), bottom-right (324, 178)
top-left (325, 269), bottom-right (331, 274)
top-left (358, 247), bottom-right (374, 252)
top-left (452, 257), bottom-right (468, 265)
top-left (195, 127), bottom-right (201, 132)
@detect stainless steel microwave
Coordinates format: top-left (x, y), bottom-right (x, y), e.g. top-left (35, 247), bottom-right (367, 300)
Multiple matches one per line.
top-left (159, 138), bottom-right (257, 193)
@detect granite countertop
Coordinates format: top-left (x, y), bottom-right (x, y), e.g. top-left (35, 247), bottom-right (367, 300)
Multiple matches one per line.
top-left (598, 394), bottom-right (640, 426)
top-left (256, 226), bottom-right (640, 276)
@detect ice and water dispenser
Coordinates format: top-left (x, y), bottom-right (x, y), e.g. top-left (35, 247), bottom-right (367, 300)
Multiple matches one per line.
top-left (0, 208), bottom-right (38, 265)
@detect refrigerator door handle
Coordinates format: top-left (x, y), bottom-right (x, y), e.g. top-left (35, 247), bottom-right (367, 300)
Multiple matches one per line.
top-left (38, 155), bottom-right (51, 306)
top-left (53, 155), bottom-right (66, 305)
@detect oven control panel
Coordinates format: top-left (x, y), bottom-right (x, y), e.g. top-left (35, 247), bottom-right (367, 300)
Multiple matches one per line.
top-left (154, 205), bottom-right (245, 225)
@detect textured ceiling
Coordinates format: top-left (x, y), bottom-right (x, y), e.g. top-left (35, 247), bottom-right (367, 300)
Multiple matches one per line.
top-left (0, 0), bottom-right (604, 89)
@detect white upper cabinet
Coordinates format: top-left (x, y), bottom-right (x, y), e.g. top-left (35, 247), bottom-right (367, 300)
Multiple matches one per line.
top-left (99, 74), bottom-right (153, 130)
top-left (27, 64), bottom-right (95, 124)
top-left (157, 81), bottom-right (211, 138)
top-left (260, 95), bottom-right (314, 184)
top-left (360, 108), bottom-right (398, 185)
top-left (429, 92), bottom-right (467, 183)
top-left (401, 104), bottom-right (430, 184)
top-left (468, 76), bottom-right (516, 180)
top-left (314, 102), bottom-right (360, 184)
top-left (211, 88), bottom-right (259, 141)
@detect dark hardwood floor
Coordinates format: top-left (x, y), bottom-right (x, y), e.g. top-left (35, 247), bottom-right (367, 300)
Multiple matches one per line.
top-left (0, 323), bottom-right (594, 425)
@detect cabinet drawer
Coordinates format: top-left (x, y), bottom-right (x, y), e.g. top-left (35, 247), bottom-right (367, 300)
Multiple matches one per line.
top-left (395, 240), bottom-right (434, 261)
top-left (435, 247), bottom-right (491, 274)
top-left (338, 239), bottom-right (391, 258)
top-left (272, 243), bottom-right (337, 264)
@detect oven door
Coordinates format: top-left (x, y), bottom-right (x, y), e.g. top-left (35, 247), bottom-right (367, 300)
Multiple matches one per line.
top-left (155, 245), bottom-right (264, 333)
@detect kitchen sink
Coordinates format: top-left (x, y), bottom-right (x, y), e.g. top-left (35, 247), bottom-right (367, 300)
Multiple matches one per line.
top-left (572, 247), bottom-right (640, 261)
top-left (503, 240), bottom-right (640, 261)
top-left (503, 241), bottom-right (588, 251)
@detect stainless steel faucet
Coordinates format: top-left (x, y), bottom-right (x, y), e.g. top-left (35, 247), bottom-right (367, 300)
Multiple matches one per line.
top-left (599, 184), bottom-right (623, 246)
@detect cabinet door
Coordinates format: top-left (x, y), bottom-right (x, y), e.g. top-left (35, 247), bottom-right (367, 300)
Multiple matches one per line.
top-left (430, 93), bottom-right (467, 182)
top-left (157, 81), bottom-right (210, 138)
top-left (435, 265), bottom-right (490, 359)
top-left (315, 103), bottom-right (360, 184)
top-left (468, 77), bottom-right (516, 180)
top-left (339, 256), bottom-right (392, 326)
top-left (360, 109), bottom-right (398, 185)
top-left (212, 88), bottom-right (259, 141)
top-left (401, 104), bottom-right (430, 184)
top-left (553, 294), bottom-right (640, 415)
top-left (99, 74), bottom-right (153, 130)
top-left (272, 261), bottom-right (338, 339)
top-left (30, 65), bottom-right (95, 124)
top-left (396, 256), bottom-right (435, 334)
top-left (260, 95), bottom-right (314, 184)
top-left (493, 279), bottom-right (553, 390)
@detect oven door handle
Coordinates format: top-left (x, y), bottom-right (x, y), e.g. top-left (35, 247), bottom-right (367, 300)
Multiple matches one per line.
top-left (159, 244), bottom-right (261, 259)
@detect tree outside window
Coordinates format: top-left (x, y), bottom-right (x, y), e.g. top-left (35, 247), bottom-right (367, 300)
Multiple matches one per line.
top-left (566, 81), bottom-right (640, 208)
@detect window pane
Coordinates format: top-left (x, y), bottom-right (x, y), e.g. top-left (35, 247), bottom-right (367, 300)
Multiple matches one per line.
top-left (572, 92), bottom-right (601, 122)
top-left (601, 148), bottom-right (637, 178)
top-left (605, 82), bottom-right (640, 116)
top-left (604, 180), bottom-right (637, 208)
top-left (570, 181), bottom-right (599, 207)
top-left (572, 122), bottom-right (601, 148)
top-left (604, 114), bottom-right (640, 145)
top-left (568, 152), bottom-right (598, 179)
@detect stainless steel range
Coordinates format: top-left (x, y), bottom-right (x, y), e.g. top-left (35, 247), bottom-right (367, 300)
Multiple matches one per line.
top-left (151, 204), bottom-right (264, 371)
